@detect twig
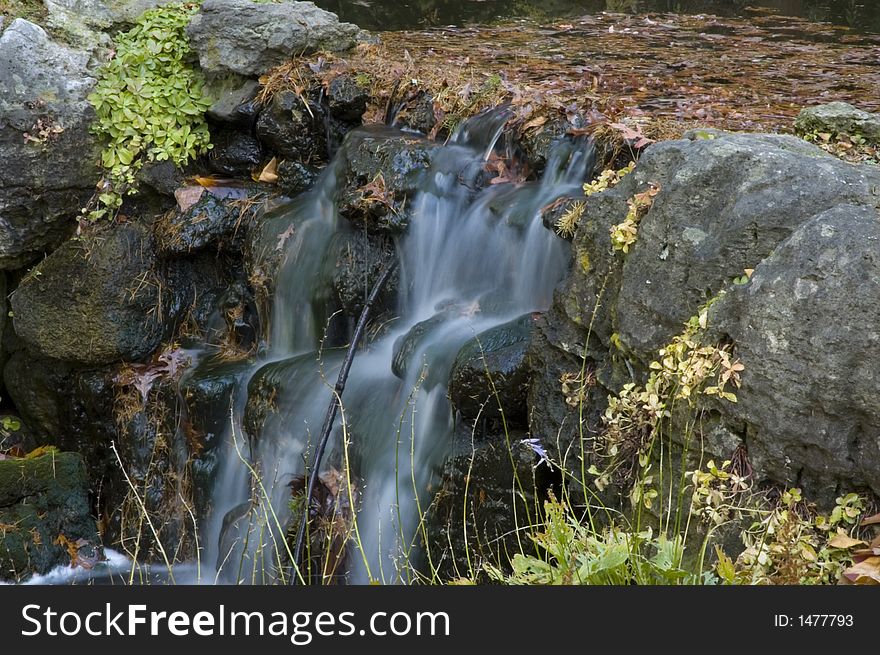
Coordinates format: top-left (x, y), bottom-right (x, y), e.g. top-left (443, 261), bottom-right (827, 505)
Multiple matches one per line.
top-left (292, 260), bottom-right (398, 582)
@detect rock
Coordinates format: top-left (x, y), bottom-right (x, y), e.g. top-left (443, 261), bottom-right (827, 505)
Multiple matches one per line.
top-left (2, 351), bottom-right (116, 456)
top-left (186, 0), bottom-right (360, 77)
top-left (709, 204), bottom-right (880, 499)
top-left (518, 115), bottom-right (584, 174)
top-left (338, 127), bottom-right (439, 234)
top-left (449, 314), bottom-right (536, 425)
top-left (255, 90), bottom-right (328, 164)
top-left (10, 222), bottom-right (173, 365)
top-left (277, 160), bottom-right (321, 196)
top-left (795, 101), bottom-right (880, 142)
top-left (154, 194), bottom-right (244, 254)
top-left (564, 130), bottom-right (880, 360)
top-left (0, 20), bottom-right (100, 269)
top-left (327, 75), bottom-right (369, 123)
top-left (426, 426), bottom-right (541, 580)
top-left (390, 313), bottom-right (451, 384)
top-left (207, 129), bottom-right (264, 177)
top-left (137, 160), bottom-right (187, 198)
top-left (395, 91), bottom-right (436, 135)
top-left (206, 79), bottom-right (261, 127)
top-left (0, 451), bottom-right (101, 582)
top-left (181, 356), bottom-right (248, 452)
top-left (327, 230), bottom-right (398, 320)
top-left (534, 129), bottom-right (880, 507)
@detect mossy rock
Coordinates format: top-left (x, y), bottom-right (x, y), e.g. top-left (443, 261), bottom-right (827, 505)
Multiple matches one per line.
top-left (0, 451), bottom-right (100, 582)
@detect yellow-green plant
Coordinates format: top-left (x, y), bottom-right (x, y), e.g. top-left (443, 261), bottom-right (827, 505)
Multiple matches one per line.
top-left (86, 3), bottom-right (212, 221)
top-left (609, 182), bottom-right (659, 253)
top-left (591, 294), bottom-right (743, 498)
top-left (555, 162), bottom-right (636, 237)
top-left (583, 161), bottom-right (635, 197)
top-left (732, 489), bottom-right (866, 585)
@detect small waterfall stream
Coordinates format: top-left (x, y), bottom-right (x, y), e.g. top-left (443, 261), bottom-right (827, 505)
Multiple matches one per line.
top-left (201, 108), bottom-right (593, 584)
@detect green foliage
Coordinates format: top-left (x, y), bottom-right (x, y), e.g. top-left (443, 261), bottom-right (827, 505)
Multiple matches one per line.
top-left (87, 3), bottom-right (212, 221)
top-left (486, 495), bottom-right (711, 585)
top-left (734, 490), bottom-right (866, 585)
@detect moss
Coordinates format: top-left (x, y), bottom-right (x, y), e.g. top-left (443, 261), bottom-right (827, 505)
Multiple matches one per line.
top-left (0, 452), bottom-right (98, 581)
top-left (0, 0), bottom-right (47, 24)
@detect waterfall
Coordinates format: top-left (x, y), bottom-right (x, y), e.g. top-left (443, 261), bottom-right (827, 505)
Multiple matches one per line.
top-left (202, 108), bottom-right (593, 584)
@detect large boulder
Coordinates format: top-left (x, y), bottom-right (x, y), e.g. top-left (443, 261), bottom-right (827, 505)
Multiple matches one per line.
top-left (709, 205), bottom-right (880, 499)
top-left (0, 20), bottom-right (100, 269)
top-left (0, 452), bottom-right (101, 582)
top-left (186, 0), bottom-right (360, 77)
top-left (10, 222), bottom-right (170, 365)
top-left (795, 101), bottom-right (880, 142)
top-left (534, 130), bottom-right (880, 506)
top-left (561, 130), bottom-right (880, 360)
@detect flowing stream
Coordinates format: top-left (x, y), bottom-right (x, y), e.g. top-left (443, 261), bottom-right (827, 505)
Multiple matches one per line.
top-left (202, 109), bottom-right (594, 584)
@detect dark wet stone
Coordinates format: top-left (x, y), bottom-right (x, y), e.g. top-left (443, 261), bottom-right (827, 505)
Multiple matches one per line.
top-left (208, 129), bottom-right (264, 177)
top-left (449, 314), bottom-right (536, 426)
top-left (0, 452), bottom-right (100, 582)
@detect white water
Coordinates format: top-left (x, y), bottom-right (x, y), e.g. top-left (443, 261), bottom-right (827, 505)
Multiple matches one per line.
top-left (169, 110), bottom-right (592, 584)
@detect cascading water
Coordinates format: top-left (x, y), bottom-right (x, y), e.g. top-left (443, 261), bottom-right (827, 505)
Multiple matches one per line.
top-left (204, 108), bottom-right (594, 584)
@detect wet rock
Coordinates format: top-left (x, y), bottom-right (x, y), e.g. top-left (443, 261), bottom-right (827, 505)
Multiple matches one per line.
top-left (391, 313), bottom-right (450, 383)
top-left (795, 101), bottom-right (880, 142)
top-left (155, 193), bottom-right (259, 255)
top-left (0, 20), bottom-right (100, 269)
top-left (181, 357), bottom-right (249, 465)
top-left (277, 160), bottom-right (321, 196)
top-left (0, 451), bottom-right (101, 582)
top-left (449, 314), bottom-right (536, 425)
top-left (338, 128), bottom-right (440, 234)
top-left (208, 129), bottom-right (264, 177)
top-left (327, 230), bottom-right (398, 320)
top-left (186, 0), bottom-right (361, 77)
top-left (518, 115), bottom-right (583, 175)
top-left (2, 351), bottom-right (116, 458)
top-left (256, 90), bottom-right (328, 164)
top-left (327, 75), bottom-right (370, 123)
top-left (426, 426), bottom-right (540, 580)
top-left (395, 91), bottom-right (437, 135)
top-left (137, 160), bottom-right (187, 198)
top-left (244, 350), bottom-right (343, 446)
top-left (709, 205), bottom-right (880, 499)
top-left (207, 79), bottom-right (261, 127)
top-left (10, 222), bottom-right (174, 365)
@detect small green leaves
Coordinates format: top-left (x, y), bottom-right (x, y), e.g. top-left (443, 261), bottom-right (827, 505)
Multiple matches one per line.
top-left (87, 3), bottom-right (212, 222)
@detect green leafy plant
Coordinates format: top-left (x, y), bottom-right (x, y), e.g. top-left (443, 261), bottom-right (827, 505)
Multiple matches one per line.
top-left (86, 3), bottom-right (212, 221)
top-left (485, 494), bottom-right (710, 585)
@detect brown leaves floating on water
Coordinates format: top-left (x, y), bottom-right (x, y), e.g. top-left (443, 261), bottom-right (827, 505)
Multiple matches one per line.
top-left (310, 12), bottom-right (880, 137)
